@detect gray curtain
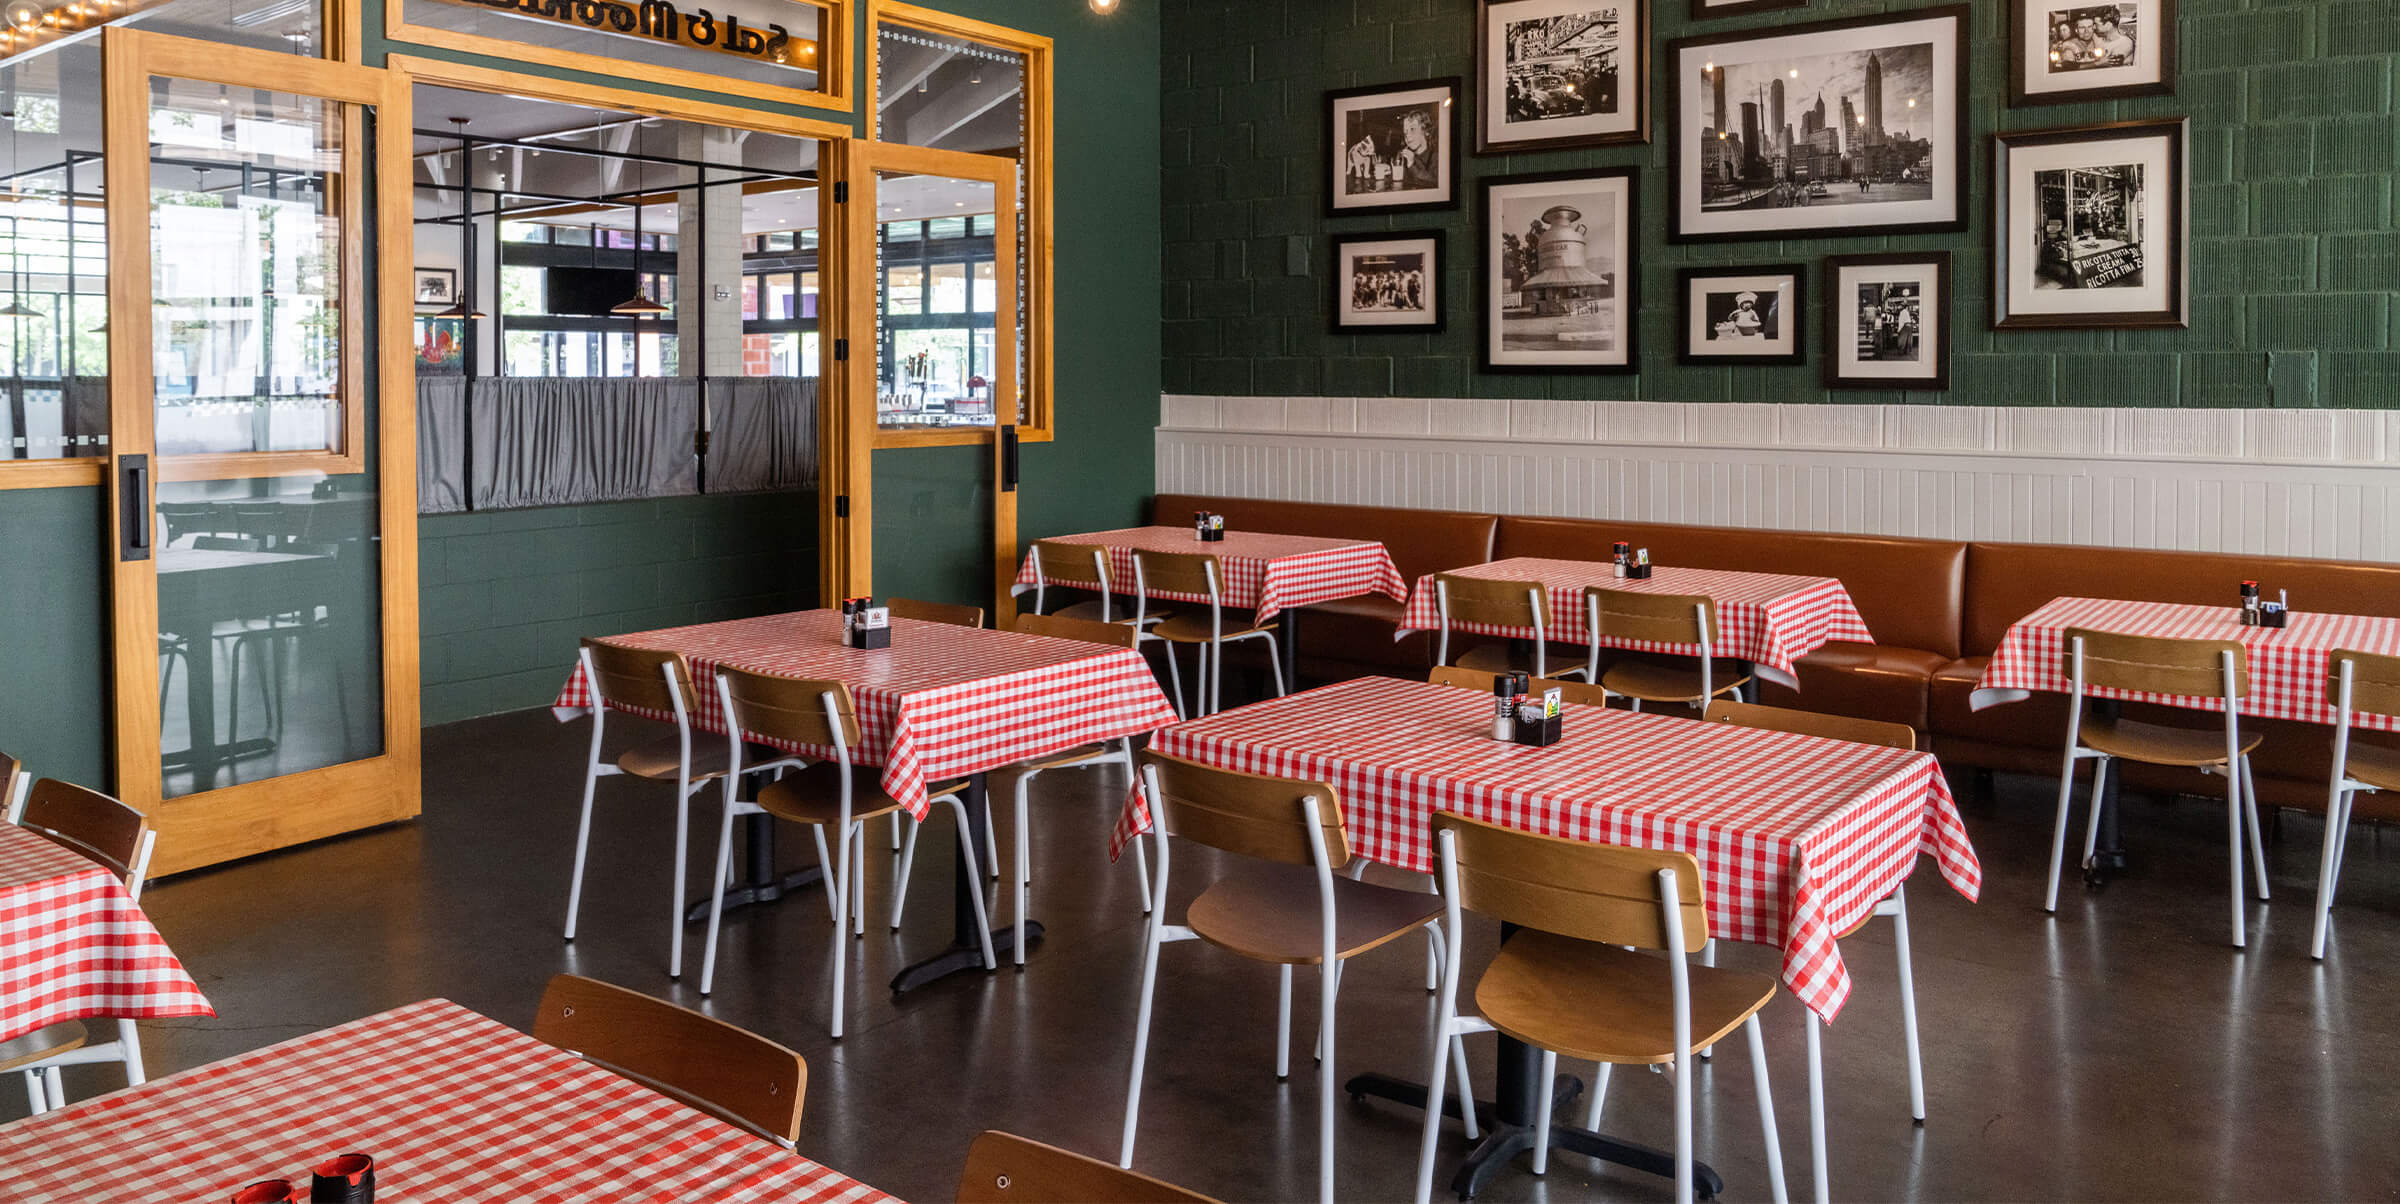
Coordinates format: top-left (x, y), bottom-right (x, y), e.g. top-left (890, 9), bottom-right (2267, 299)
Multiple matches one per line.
top-left (707, 375), bottom-right (819, 494)
top-left (471, 377), bottom-right (699, 509)
top-left (416, 377), bottom-right (468, 514)
top-left (62, 377), bottom-right (108, 451)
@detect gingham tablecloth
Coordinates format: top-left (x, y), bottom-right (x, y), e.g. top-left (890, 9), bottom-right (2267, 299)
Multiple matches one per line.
top-left (0, 822), bottom-right (212, 1045)
top-left (1972, 596), bottom-right (2400, 731)
top-left (1394, 558), bottom-right (1874, 682)
top-left (553, 611), bottom-right (1180, 819)
top-left (1112, 677), bottom-right (1979, 1022)
top-left (1011, 526), bottom-right (1406, 622)
top-left (0, 998), bottom-right (899, 1202)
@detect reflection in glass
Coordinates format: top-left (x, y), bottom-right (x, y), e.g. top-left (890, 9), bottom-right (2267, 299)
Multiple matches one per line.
top-left (873, 171), bottom-right (999, 429)
top-left (0, 40), bottom-right (106, 462)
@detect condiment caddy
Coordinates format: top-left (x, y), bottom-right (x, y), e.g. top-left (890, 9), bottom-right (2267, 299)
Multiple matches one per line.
top-left (1192, 510), bottom-right (1226, 542)
top-left (1615, 543), bottom-right (1653, 580)
top-left (840, 597), bottom-right (892, 649)
top-left (2238, 580), bottom-right (2290, 629)
top-left (1488, 672), bottom-right (1564, 747)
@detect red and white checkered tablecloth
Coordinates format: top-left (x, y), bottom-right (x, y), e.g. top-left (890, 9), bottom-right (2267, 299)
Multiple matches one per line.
top-left (553, 611), bottom-right (1180, 819)
top-left (0, 998), bottom-right (899, 1202)
top-left (1111, 677), bottom-right (1978, 1022)
top-left (0, 822), bottom-right (212, 1045)
top-left (1972, 596), bottom-right (2400, 731)
top-left (1394, 558), bottom-right (1874, 680)
top-left (1011, 526), bottom-right (1405, 622)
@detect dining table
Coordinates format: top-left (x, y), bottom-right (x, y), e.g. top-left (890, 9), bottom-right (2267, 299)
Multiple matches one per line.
top-left (0, 998), bottom-right (898, 1202)
top-left (0, 820), bottom-right (212, 1046)
top-left (1112, 675), bottom-right (1979, 1200)
top-left (555, 610), bottom-right (1180, 991)
top-left (1394, 556), bottom-right (1874, 690)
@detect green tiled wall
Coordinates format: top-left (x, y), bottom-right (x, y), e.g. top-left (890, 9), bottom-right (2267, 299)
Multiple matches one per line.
top-left (1161, 0), bottom-right (2398, 407)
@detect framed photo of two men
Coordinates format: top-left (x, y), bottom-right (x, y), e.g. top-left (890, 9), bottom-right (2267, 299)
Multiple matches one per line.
top-left (2010, 0), bottom-right (2177, 106)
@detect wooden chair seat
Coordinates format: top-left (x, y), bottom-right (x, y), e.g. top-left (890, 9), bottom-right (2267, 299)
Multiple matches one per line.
top-left (2344, 742), bottom-right (2400, 792)
top-left (1186, 864), bottom-right (1442, 965)
top-left (1474, 929), bottom-right (1776, 1066)
top-left (1151, 612), bottom-right (1275, 645)
top-left (2083, 715), bottom-right (2263, 768)
top-left (755, 764), bottom-right (964, 827)
top-left (1599, 660), bottom-right (1751, 705)
top-left (0, 1021), bottom-right (86, 1073)
top-left (1054, 599), bottom-right (1169, 626)
top-left (617, 733), bottom-right (734, 782)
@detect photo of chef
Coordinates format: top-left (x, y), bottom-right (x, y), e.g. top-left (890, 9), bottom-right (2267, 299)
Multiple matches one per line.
top-left (1679, 266), bottom-right (1804, 364)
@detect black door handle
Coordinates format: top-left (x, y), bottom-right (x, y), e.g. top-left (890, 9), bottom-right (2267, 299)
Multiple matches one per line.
top-left (120, 455), bottom-right (151, 561)
top-left (1000, 425), bottom-right (1019, 493)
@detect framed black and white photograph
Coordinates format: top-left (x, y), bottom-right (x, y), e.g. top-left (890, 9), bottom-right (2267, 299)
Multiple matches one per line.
top-left (1824, 252), bottom-right (1950, 389)
top-left (1482, 167), bottom-right (1637, 372)
top-left (2010, 0), bottom-right (2175, 106)
top-left (1678, 264), bottom-right (1805, 365)
top-left (1995, 118), bottom-right (2188, 330)
top-left (1476, 0), bottom-right (1649, 153)
top-left (1668, 6), bottom-right (1970, 243)
top-left (1333, 231), bottom-right (1445, 333)
top-left (1689, 0), bottom-right (1804, 20)
top-left (414, 267), bottom-right (458, 306)
top-left (1326, 78), bottom-right (1460, 216)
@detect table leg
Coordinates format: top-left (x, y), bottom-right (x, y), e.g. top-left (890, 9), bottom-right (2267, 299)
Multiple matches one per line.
top-left (159, 632), bottom-right (276, 785)
top-left (683, 763), bottom-right (826, 926)
top-left (1278, 607), bottom-right (1301, 694)
top-left (2086, 700), bottom-right (2128, 884)
top-left (892, 772), bottom-right (1033, 993)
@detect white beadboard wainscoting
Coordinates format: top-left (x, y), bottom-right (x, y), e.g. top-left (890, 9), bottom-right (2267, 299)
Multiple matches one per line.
top-left (1156, 396), bottom-right (2400, 561)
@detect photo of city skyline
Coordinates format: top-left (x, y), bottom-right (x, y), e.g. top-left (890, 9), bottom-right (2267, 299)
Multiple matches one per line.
top-left (1696, 40), bottom-right (1938, 212)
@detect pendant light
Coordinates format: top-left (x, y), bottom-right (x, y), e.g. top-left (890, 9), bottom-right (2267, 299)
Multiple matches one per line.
top-left (433, 116), bottom-right (487, 321)
top-left (610, 122), bottom-right (668, 317)
top-left (0, 112), bottom-right (34, 320)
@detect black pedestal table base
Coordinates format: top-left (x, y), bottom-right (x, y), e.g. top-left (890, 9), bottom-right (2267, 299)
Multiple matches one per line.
top-left (893, 772), bottom-right (1031, 993)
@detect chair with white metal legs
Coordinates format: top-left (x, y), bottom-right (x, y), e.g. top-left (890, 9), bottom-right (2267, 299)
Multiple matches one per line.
top-left (875, 598), bottom-right (998, 876)
top-left (2046, 628), bottom-right (2270, 948)
top-left (532, 973), bottom-right (807, 1150)
top-left (961, 1130), bottom-right (1224, 1204)
top-left (1132, 550), bottom-right (1283, 717)
top-left (5, 777), bottom-right (158, 1114)
top-left (1432, 573), bottom-right (1586, 681)
top-left (1582, 587), bottom-right (1749, 713)
top-left (1033, 539), bottom-right (1183, 719)
top-left (1119, 752), bottom-right (1452, 1204)
top-left (564, 640), bottom-right (731, 981)
top-left (1705, 700), bottom-right (1926, 1204)
top-left (699, 667), bottom-right (995, 1038)
top-left (1412, 812), bottom-right (1788, 1204)
top-left (2312, 649), bottom-right (2400, 960)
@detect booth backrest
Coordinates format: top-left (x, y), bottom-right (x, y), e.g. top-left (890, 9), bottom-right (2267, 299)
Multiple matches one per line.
top-left (1150, 494), bottom-right (1498, 584)
top-left (1496, 516), bottom-right (1967, 658)
top-left (1963, 542), bottom-right (2400, 656)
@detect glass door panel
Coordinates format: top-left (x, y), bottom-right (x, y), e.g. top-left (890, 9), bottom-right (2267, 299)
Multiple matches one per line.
top-left (871, 169), bottom-right (1000, 431)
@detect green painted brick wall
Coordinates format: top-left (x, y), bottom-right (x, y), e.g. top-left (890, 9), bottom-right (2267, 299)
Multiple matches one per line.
top-left (1160, 0), bottom-right (2400, 408)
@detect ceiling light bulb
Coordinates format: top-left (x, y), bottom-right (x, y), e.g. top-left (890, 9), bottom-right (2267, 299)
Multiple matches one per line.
top-left (1089, 0), bottom-right (1118, 11)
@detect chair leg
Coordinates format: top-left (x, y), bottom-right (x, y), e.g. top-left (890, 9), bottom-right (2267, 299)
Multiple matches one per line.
top-left (810, 826), bottom-right (840, 925)
top-left (942, 796), bottom-right (998, 970)
top-left (2044, 752), bottom-right (2083, 913)
top-left (983, 802), bottom-right (1000, 880)
top-left (1698, 942), bottom-right (1717, 1062)
top-left (1583, 1061), bottom-right (1613, 1131)
top-left (1119, 914), bottom-right (1167, 1167)
top-left (1746, 1016), bottom-right (1792, 1204)
top-left (2227, 763), bottom-right (2248, 950)
top-left (1132, 837), bottom-right (1154, 915)
top-left (1451, 1031), bottom-right (1480, 1142)
top-left (42, 1066), bottom-right (64, 1109)
top-left (829, 822), bottom-right (852, 1039)
top-left (1673, 1043), bottom-right (1695, 1204)
top-left (1531, 1049), bottom-right (1558, 1175)
top-left (115, 1019), bottom-right (146, 1087)
top-left (699, 806), bottom-right (739, 995)
top-left (2314, 786), bottom-right (2355, 960)
top-left (1014, 770), bottom-right (1034, 966)
top-left (1317, 959), bottom-right (1337, 1204)
top-left (1261, 633), bottom-right (1289, 697)
top-left (889, 811), bottom-right (902, 852)
top-left (1159, 640), bottom-right (1186, 721)
top-left (891, 821), bottom-right (921, 930)
top-left (1806, 1011), bottom-right (1829, 1204)
top-left (851, 824), bottom-right (869, 937)
top-left (1412, 996), bottom-right (1455, 1204)
top-left (2240, 756), bottom-right (2271, 901)
top-left (1890, 888), bottom-right (1926, 1124)
top-left (669, 783), bottom-right (690, 979)
top-left (2081, 757), bottom-right (2112, 867)
top-left (1275, 964), bottom-right (1294, 1080)
top-left (22, 1068), bottom-right (44, 1114)
top-left (563, 763), bottom-right (601, 942)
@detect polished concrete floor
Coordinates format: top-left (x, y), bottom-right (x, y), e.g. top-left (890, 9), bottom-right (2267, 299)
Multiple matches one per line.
top-left (18, 702), bottom-right (2400, 1202)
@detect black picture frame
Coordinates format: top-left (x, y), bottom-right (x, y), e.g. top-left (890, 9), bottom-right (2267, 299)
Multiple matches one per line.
top-left (1666, 5), bottom-right (1973, 244)
top-left (1823, 251), bottom-right (1951, 390)
top-left (1331, 230), bottom-right (1448, 334)
top-left (1475, 0), bottom-right (1651, 154)
top-left (1325, 77), bottom-right (1462, 217)
top-left (1993, 118), bottom-right (2189, 330)
top-left (1480, 166), bottom-right (1640, 374)
top-left (1688, 0), bottom-right (1805, 20)
top-left (2009, 0), bottom-right (2176, 107)
top-left (413, 266), bottom-right (458, 307)
top-left (1677, 263), bottom-right (1807, 366)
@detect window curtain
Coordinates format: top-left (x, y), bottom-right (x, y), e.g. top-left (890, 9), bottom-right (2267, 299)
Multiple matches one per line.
top-left (707, 376), bottom-right (819, 494)
top-left (472, 377), bottom-right (700, 509)
top-left (416, 377), bottom-right (468, 514)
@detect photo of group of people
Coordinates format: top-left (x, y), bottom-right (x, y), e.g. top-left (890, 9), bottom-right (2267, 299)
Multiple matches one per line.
top-left (1333, 234), bottom-right (1446, 332)
top-left (1351, 256), bottom-right (1431, 314)
top-left (2043, 4), bottom-right (2140, 73)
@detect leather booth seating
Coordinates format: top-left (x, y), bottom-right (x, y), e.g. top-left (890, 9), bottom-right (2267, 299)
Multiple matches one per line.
top-left (1142, 494), bottom-right (2400, 820)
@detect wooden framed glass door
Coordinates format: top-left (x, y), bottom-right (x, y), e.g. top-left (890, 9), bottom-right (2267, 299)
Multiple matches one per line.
top-left (103, 29), bottom-right (417, 875)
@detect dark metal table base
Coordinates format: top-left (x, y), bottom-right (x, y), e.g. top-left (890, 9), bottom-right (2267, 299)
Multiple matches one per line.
top-left (1348, 1070), bottom-right (1719, 1200)
top-left (2084, 700), bottom-right (2129, 888)
top-left (893, 773), bottom-right (1035, 994)
top-left (683, 813), bottom-right (824, 926)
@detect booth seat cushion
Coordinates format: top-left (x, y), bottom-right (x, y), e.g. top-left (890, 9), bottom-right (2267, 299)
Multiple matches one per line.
top-left (1495, 517), bottom-right (1966, 659)
top-left (1151, 494), bottom-right (1498, 584)
top-left (1755, 642), bottom-right (1948, 731)
top-left (1962, 541), bottom-right (2400, 656)
top-left (1296, 595), bottom-right (1432, 675)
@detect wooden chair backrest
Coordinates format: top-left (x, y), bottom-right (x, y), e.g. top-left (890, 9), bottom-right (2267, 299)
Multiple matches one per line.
top-left (1032, 539), bottom-right (1110, 589)
top-left (1436, 573), bottom-right (1547, 629)
top-left (1139, 750), bottom-right (1348, 871)
top-left (1535, 676), bottom-right (1610, 709)
top-left (581, 639), bottom-right (697, 715)
top-left (717, 666), bottom-right (859, 750)
top-left (20, 778), bottom-right (150, 887)
top-left (1014, 612), bottom-right (1140, 649)
top-left (2327, 649), bottom-right (2400, 719)
top-left (532, 974), bottom-right (806, 1148)
top-left (2063, 627), bottom-right (2248, 700)
top-left (957, 1131), bottom-right (1224, 1204)
top-left (886, 597), bottom-right (985, 629)
top-left (1704, 700), bottom-right (1918, 751)
top-left (1428, 665), bottom-right (1501, 692)
top-left (0, 751), bottom-right (23, 821)
top-left (1586, 587), bottom-right (1716, 647)
top-left (1433, 811), bottom-right (1709, 952)
top-left (1133, 550), bottom-right (1220, 599)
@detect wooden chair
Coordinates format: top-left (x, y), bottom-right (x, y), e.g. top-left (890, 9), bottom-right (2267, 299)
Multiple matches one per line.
top-left (1120, 752), bottom-right (1452, 1204)
top-left (1581, 587), bottom-right (1749, 711)
top-left (1025, 539), bottom-right (1167, 628)
top-left (6, 778), bottom-right (158, 1114)
top-left (0, 750), bottom-right (24, 822)
top-left (532, 974), bottom-right (806, 1149)
top-left (2312, 649), bottom-right (2400, 959)
top-left (566, 639), bottom-right (730, 981)
top-left (958, 1130), bottom-right (1223, 1204)
top-left (1432, 573), bottom-right (1586, 681)
top-left (1411, 812), bottom-right (1787, 1204)
top-left (700, 667), bottom-right (994, 1036)
top-left (886, 597), bottom-right (986, 629)
top-left (2047, 628), bottom-right (2269, 948)
top-left (1705, 700), bottom-right (1924, 1202)
top-left (1133, 550), bottom-right (1282, 717)
top-left (1426, 665), bottom-right (1499, 693)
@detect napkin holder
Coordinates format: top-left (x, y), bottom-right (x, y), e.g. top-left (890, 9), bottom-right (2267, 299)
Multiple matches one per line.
top-left (1625, 563), bottom-right (1653, 580)
top-left (849, 606), bottom-right (892, 649)
top-left (1511, 687), bottom-right (1564, 747)
top-left (2259, 604), bottom-right (2289, 630)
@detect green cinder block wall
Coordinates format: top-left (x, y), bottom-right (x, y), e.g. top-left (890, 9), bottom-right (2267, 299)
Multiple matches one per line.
top-left (1160, 0), bottom-right (2399, 408)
